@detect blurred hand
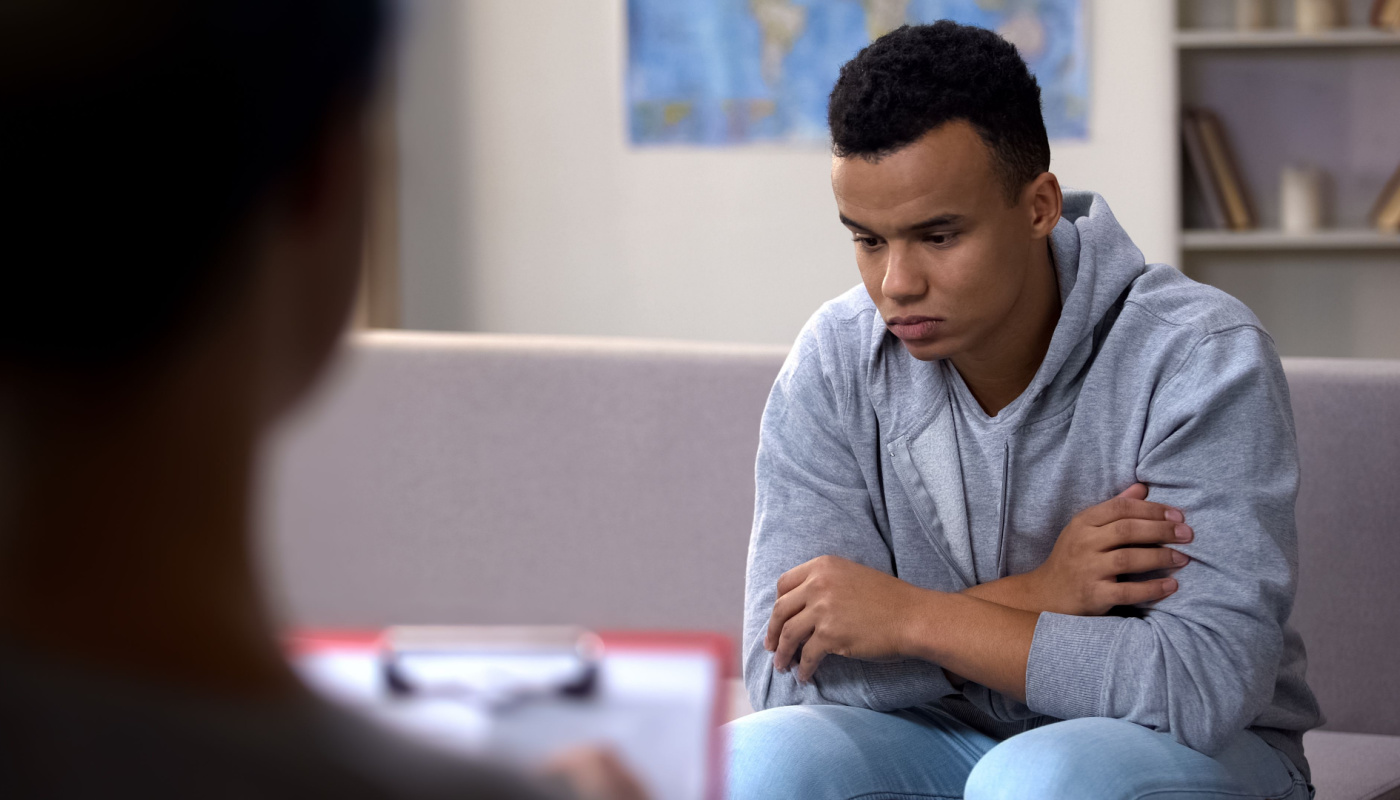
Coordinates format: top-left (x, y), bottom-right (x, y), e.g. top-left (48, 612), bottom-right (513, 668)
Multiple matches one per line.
top-left (543, 747), bottom-right (649, 800)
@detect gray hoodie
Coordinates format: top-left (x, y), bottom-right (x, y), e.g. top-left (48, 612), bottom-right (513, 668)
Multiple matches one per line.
top-left (743, 189), bottom-right (1323, 780)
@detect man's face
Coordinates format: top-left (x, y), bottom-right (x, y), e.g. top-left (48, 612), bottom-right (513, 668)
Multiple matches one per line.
top-left (832, 120), bottom-right (1042, 362)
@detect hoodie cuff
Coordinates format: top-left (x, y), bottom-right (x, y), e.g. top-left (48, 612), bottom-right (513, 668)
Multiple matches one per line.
top-left (861, 659), bottom-right (958, 711)
top-left (961, 681), bottom-right (1042, 722)
top-left (1025, 612), bottom-right (1124, 720)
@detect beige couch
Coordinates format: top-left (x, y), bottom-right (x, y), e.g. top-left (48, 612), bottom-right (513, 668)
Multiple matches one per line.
top-left (263, 331), bottom-right (1400, 800)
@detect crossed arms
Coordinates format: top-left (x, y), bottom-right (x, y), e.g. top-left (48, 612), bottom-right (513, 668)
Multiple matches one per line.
top-left (764, 483), bottom-right (1192, 701)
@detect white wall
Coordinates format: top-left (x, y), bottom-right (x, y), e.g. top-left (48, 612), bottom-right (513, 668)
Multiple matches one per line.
top-left (395, 0), bottom-right (1177, 346)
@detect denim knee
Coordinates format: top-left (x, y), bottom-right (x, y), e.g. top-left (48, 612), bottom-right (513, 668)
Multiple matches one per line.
top-left (964, 717), bottom-right (1305, 800)
top-left (726, 705), bottom-right (867, 800)
top-left (964, 717), bottom-right (1142, 800)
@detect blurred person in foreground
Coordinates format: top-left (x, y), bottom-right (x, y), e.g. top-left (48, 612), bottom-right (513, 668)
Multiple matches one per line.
top-left (729, 22), bottom-right (1321, 800)
top-left (0, 1), bottom-right (642, 797)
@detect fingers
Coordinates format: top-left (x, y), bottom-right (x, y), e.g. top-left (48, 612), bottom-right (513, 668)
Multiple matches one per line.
top-left (1101, 517), bottom-right (1194, 548)
top-left (772, 609), bottom-right (816, 672)
top-left (1107, 544), bottom-right (1190, 576)
top-left (1105, 577), bottom-right (1179, 607)
top-left (1114, 482), bottom-right (1149, 500)
top-left (775, 561), bottom-right (812, 597)
top-left (764, 591), bottom-right (805, 651)
top-left (796, 634), bottom-right (828, 683)
top-left (1079, 494), bottom-right (1185, 528)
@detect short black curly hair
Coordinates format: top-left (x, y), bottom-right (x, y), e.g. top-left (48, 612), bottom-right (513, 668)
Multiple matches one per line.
top-left (828, 21), bottom-right (1050, 204)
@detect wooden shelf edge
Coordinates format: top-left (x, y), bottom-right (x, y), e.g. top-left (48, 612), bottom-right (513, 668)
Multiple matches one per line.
top-left (1181, 229), bottom-right (1400, 251)
top-left (1175, 28), bottom-right (1400, 49)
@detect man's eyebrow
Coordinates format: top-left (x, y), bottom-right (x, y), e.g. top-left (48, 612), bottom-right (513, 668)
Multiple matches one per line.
top-left (838, 213), bottom-right (965, 234)
top-left (906, 214), bottom-right (964, 231)
top-left (838, 214), bottom-right (873, 232)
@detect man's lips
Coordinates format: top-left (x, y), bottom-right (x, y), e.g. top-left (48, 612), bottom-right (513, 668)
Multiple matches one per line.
top-left (886, 316), bottom-right (944, 341)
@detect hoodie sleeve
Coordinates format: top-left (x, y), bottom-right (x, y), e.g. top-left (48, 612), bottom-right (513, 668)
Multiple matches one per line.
top-left (1023, 325), bottom-right (1298, 755)
top-left (743, 321), bottom-right (958, 713)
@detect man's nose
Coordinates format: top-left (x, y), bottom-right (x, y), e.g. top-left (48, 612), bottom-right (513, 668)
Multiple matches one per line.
top-left (881, 243), bottom-right (927, 302)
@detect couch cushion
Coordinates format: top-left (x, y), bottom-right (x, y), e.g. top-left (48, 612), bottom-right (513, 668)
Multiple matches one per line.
top-left (1303, 730), bottom-right (1400, 800)
top-left (1284, 359), bottom-right (1400, 737)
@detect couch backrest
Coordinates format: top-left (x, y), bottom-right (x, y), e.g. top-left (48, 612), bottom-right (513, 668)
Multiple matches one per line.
top-left (1284, 358), bottom-right (1400, 736)
top-left (264, 333), bottom-right (1400, 734)
top-left (263, 331), bottom-right (786, 641)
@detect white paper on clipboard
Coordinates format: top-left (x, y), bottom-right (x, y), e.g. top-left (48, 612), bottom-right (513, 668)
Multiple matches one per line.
top-left (292, 630), bottom-right (730, 800)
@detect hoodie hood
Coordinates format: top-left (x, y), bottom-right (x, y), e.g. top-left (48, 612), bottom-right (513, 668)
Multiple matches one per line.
top-left (1049, 188), bottom-right (1149, 339)
top-left (985, 188), bottom-right (1148, 425)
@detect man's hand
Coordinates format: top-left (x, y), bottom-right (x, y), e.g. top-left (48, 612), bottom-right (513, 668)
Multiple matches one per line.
top-left (764, 555), bottom-right (927, 683)
top-left (1012, 483), bottom-right (1192, 616)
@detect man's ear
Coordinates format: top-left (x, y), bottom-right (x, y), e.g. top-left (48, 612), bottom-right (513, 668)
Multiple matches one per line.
top-left (1025, 172), bottom-right (1063, 239)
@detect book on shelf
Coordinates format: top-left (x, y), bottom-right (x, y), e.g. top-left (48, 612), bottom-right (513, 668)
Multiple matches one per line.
top-left (1181, 109), bottom-right (1228, 230)
top-left (1370, 0), bottom-right (1400, 29)
top-left (1372, 162), bottom-right (1400, 232)
top-left (1183, 107), bottom-right (1255, 231)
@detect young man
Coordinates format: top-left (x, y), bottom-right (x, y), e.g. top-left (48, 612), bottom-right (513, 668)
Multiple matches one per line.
top-left (0, 1), bottom-right (641, 797)
top-left (729, 22), bottom-right (1321, 800)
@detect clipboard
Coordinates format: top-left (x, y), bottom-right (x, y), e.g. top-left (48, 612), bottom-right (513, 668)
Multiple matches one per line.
top-left (289, 628), bottom-right (732, 800)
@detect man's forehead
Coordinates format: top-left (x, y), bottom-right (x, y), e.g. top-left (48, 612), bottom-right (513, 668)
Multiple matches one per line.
top-left (835, 194), bottom-right (966, 235)
top-left (831, 120), bottom-right (995, 223)
top-left (832, 167), bottom-right (978, 233)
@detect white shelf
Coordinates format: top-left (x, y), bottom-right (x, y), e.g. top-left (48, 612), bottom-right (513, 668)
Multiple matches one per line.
top-left (1176, 28), bottom-right (1400, 49)
top-left (1181, 229), bottom-right (1400, 251)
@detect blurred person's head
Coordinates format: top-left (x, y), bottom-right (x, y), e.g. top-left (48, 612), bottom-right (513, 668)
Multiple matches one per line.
top-left (0, 0), bottom-right (385, 424)
top-left (827, 21), bottom-right (1062, 364)
top-left (0, 0), bottom-right (386, 688)
top-left (0, 12), bottom-right (654, 797)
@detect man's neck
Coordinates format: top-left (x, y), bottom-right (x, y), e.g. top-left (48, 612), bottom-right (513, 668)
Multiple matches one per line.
top-left (0, 364), bottom-right (304, 700)
top-left (951, 240), bottom-right (1062, 417)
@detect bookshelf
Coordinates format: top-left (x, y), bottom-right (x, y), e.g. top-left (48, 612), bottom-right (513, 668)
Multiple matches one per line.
top-left (1175, 0), bottom-right (1400, 358)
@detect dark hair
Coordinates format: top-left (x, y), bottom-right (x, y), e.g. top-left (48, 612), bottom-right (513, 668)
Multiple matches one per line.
top-left (827, 21), bottom-right (1050, 204)
top-left (0, 0), bottom-right (386, 370)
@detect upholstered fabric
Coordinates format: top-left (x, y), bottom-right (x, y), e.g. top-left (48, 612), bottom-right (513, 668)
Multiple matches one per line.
top-left (263, 332), bottom-right (1400, 799)
top-left (1285, 359), bottom-right (1400, 738)
top-left (1303, 731), bottom-right (1400, 800)
top-left (262, 331), bottom-right (786, 636)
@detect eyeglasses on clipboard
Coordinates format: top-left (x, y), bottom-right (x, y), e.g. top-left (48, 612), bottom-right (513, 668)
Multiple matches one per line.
top-left (379, 625), bottom-right (603, 713)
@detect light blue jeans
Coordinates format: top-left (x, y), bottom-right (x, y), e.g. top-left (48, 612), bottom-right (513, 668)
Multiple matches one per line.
top-left (726, 705), bottom-right (1313, 800)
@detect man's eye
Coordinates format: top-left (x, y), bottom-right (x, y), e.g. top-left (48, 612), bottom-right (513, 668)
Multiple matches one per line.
top-left (926, 232), bottom-right (958, 246)
top-left (852, 236), bottom-right (880, 249)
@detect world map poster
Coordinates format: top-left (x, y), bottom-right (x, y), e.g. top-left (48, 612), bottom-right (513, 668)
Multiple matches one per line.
top-left (627, 0), bottom-right (1088, 146)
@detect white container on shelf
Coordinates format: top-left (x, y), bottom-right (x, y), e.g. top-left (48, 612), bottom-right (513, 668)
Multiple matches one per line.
top-left (1235, 0), bottom-right (1270, 30)
top-left (1280, 164), bottom-right (1326, 234)
top-left (1295, 0), bottom-right (1341, 33)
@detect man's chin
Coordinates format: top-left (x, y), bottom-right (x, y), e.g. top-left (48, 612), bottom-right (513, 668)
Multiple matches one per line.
top-left (898, 337), bottom-right (954, 362)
